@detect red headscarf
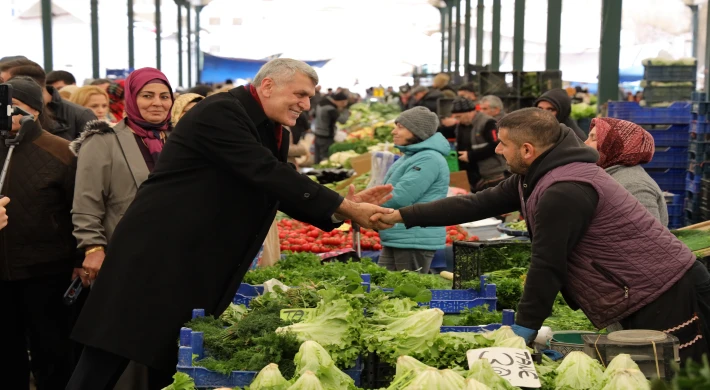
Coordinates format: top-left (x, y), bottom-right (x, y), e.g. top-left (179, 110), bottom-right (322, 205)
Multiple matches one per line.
top-left (107, 80), bottom-right (125, 120)
top-left (592, 117), bottom-right (655, 169)
top-left (124, 68), bottom-right (174, 161)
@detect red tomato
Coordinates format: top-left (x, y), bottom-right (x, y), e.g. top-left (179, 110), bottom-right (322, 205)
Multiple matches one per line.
top-left (301, 244), bottom-right (312, 252)
top-left (373, 243), bottom-right (382, 250)
top-left (291, 245), bottom-right (302, 252)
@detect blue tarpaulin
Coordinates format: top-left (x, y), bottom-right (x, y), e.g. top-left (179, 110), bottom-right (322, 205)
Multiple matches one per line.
top-left (200, 53), bottom-right (331, 84)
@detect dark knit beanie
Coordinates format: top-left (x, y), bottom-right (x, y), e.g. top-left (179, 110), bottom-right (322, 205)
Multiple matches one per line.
top-left (6, 76), bottom-right (44, 114)
top-left (451, 97), bottom-right (476, 113)
top-left (332, 92), bottom-right (349, 101)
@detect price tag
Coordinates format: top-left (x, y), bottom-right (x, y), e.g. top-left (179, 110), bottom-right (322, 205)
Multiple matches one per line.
top-left (279, 308), bottom-right (316, 322)
top-left (467, 347), bottom-right (541, 388)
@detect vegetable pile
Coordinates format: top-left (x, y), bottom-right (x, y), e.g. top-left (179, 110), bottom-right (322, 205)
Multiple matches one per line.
top-left (277, 219), bottom-right (382, 253)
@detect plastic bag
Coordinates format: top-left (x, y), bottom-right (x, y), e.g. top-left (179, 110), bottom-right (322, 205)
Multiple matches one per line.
top-left (367, 150), bottom-right (396, 189)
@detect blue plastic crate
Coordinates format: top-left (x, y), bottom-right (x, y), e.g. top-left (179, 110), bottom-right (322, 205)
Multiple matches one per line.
top-left (645, 124), bottom-right (689, 147)
top-left (607, 102), bottom-right (692, 124)
top-left (687, 173), bottom-right (703, 193)
top-left (664, 192), bottom-right (684, 204)
top-left (669, 215), bottom-right (685, 229)
top-left (668, 203), bottom-right (683, 217)
top-left (647, 169), bottom-right (687, 192)
top-left (642, 148), bottom-right (689, 169)
top-left (441, 309), bottom-right (515, 333)
top-left (376, 275), bottom-right (498, 314)
top-left (178, 310), bottom-right (363, 388)
top-left (689, 141), bottom-right (710, 154)
top-left (693, 101), bottom-right (710, 116)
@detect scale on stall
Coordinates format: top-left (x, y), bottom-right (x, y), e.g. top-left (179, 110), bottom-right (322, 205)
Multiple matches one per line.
top-left (582, 330), bottom-right (679, 379)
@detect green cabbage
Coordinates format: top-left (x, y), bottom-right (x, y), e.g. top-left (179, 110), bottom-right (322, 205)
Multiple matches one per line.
top-left (419, 332), bottom-right (491, 369)
top-left (467, 359), bottom-right (516, 390)
top-left (276, 299), bottom-right (363, 367)
top-left (402, 368), bottom-right (442, 389)
top-left (465, 378), bottom-right (492, 390)
top-left (602, 354), bottom-right (641, 381)
top-left (248, 363), bottom-right (288, 390)
top-left (493, 335), bottom-right (527, 349)
top-left (293, 341), bottom-right (356, 390)
top-left (394, 356), bottom-right (431, 380)
top-left (439, 369), bottom-right (466, 388)
top-left (600, 368), bottom-right (650, 390)
top-left (286, 371), bottom-right (324, 390)
top-left (361, 308), bottom-right (444, 364)
top-left (554, 351), bottom-right (603, 389)
top-left (161, 372), bottom-right (195, 390)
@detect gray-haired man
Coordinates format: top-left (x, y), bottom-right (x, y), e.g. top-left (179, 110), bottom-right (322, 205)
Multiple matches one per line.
top-left (479, 95), bottom-right (506, 121)
top-left (65, 58), bottom-right (394, 390)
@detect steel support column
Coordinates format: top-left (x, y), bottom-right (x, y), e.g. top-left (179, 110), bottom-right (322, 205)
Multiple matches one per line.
top-left (476, 0), bottom-right (484, 66)
top-left (128, 0), bottom-right (135, 69)
top-left (546, 0), bottom-right (561, 70)
top-left (464, 0), bottom-right (471, 78)
top-left (491, 0), bottom-right (501, 71)
top-left (187, 4), bottom-right (192, 87)
top-left (598, 0), bottom-right (622, 104)
top-left (441, 7), bottom-right (446, 72)
top-left (196, 5), bottom-right (204, 84)
top-left (41, 0), bottom-right (53, 71)
top-left (176, 1), bottom-right (183, 86)
top-left (155, 0), bottom-right (162, 70)
top-left (512, 0), bottom-right (525, 71)
top-left (454, 0), bottom-right (461, 76)
top-left (448, 2), bottom-right (454, 72)
top-left (91, 0), bottom-right (100, 78)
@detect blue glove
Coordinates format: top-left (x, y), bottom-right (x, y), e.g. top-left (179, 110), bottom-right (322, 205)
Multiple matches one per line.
top-left (542, 349), bottom-right (565, 361)
top-left (511, 324), bottom-right (538, 344)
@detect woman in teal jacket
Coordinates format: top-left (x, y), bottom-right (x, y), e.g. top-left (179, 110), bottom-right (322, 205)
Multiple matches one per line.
top-left (379, 106), bottom-right (451, 273)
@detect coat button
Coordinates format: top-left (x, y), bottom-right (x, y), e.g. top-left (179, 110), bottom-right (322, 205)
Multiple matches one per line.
top-left (303, 193), bottom-right (311, 199)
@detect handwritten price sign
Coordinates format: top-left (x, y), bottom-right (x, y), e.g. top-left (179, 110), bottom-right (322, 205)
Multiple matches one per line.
top-left (279, 308), bottom-right (316, 322)
top-left (467, 347), bottom-right (541, 388)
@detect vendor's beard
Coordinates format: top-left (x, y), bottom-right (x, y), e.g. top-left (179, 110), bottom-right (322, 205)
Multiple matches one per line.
top-left (507, 153), bottom-right (529, 175)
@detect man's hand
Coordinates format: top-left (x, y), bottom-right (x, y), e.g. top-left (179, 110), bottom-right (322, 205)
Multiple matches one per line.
top-left (82, 250), bottom-right (106, 285)
top-left (0, 197), bottom-right (10, 230)
top-left (72, 268), bottom-right (91, 287)
top-left (336, 199), bottom-right (394, 229)
top-left (458, 151), bottom-right (469, 163)
top-left (441, 117), bottom-right (458, 127)
top-left (370, 210), bottom-right (403, 230)
top-left (347, 184), bottom-right (393, 206)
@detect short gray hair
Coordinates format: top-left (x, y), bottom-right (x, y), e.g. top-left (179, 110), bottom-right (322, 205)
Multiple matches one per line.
top-left (480, 95), bottom-right (503, 109)
top-left (253, 58), bottom-right (319, 87)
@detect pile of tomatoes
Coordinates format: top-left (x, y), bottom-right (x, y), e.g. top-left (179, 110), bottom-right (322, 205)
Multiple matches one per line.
top-left (278, 219), bottom-right (480, 254)
top-left (446, 225), bottom-right (479, 245)
top-left (277, 219), bottom-right (382, 253)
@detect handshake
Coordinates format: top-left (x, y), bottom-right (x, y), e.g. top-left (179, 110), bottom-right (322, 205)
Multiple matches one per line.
top-left (334, 184), bottom-right (403, 230)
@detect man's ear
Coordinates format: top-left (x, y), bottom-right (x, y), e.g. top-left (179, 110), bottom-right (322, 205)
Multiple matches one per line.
top-left (261, 78), bottom-right (274, 98)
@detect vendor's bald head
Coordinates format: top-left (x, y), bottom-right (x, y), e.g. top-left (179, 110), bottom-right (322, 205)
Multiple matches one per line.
top-left (495, 108), bottom-right (561, 174)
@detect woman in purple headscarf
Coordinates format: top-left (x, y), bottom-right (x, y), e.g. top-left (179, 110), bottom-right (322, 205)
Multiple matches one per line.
top-left (69, 68), bottom-right (174, 389)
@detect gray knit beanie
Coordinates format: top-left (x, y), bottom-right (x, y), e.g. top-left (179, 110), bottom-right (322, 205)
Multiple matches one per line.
top-left (395, 106), bottom-right (439, 141)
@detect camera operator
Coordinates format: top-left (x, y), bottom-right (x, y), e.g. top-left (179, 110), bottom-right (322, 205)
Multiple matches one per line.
top-left (0, 59), bottom-right (96, 140)
top-left (0, 77), bottom-right (81, 389)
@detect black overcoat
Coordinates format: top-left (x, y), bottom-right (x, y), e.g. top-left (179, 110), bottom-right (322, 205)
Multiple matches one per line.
top-left (71, 86), bottom-right (342, 371)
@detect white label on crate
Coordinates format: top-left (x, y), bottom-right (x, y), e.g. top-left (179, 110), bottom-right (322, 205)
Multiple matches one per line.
top-left (467, 348), bottom-right (541, 388)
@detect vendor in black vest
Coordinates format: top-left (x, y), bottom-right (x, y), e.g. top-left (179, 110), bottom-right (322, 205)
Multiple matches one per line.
top-left (452, 97), bottom-right (508, 192)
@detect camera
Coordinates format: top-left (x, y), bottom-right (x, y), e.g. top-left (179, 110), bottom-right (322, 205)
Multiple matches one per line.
top-left (0, 83), bottom-right (34, 138)
top-left (0, 84), bottom-right (11, 133)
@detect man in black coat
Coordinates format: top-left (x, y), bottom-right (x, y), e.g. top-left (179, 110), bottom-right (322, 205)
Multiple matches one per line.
top-left (66, 59), bottom-right (393, 390)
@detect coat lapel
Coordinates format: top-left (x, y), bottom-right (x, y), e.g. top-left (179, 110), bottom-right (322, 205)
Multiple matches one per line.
top-left (229, 86), bottom-right (285, 162)
top-left (113, 122), bottom-right (150, 188)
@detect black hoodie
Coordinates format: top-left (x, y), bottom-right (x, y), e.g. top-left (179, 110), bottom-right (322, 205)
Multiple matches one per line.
top-left (400, 125), bottom-right (602, 329)
top-left (534, 89), bottom-right (587, 141)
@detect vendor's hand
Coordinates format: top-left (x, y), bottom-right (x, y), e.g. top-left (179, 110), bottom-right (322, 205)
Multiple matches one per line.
top-left (347, 184), bottom-right (393, 206)
top-left (441, 117), bottom-right (458, 127)
top-left (336, 199), bottom-right (394, 229)
top-left (511, 324), bottom-right (538, 345)
top-left (82, 250), bottom-right (106, 285)
top-left (72, 267), bottom-right (91, 287)
top-left (0, 196), bottom-right (9, 230)
top-left (458, 151), bottom-right (469, 163)
top-left (370, 210), bottom-right (403, 230)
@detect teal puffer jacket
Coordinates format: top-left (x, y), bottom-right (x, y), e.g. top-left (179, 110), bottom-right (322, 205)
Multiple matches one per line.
top-left (379, 133), bottom-right (451, 250)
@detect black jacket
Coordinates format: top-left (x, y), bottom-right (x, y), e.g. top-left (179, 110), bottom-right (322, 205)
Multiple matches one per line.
top-left (413, 89), bottom-right (444, 113)
top-left (71, 86), bottom-right (344, 371)
top-left (47, 86), bottom-right (97, 140)
top-left (400, 125), bottom-right (601, 330)
top-left (534, 89), bottom-right (587, 140)
top-left (0, 121), bottom-right (79, 281)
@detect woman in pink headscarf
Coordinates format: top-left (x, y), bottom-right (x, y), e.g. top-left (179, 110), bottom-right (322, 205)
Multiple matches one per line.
top-left (585, 117), bottom-right (668, 226)
top-left (69, 68), bottom-right (174, 389)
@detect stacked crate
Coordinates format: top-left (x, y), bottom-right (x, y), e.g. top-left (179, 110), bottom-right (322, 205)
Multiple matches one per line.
top-left (642, 60), bottom-right (697, 105)
top-left (686, 92), bottom-right (710, 225)
top-left (608, 101), bottom-right (692, 228)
